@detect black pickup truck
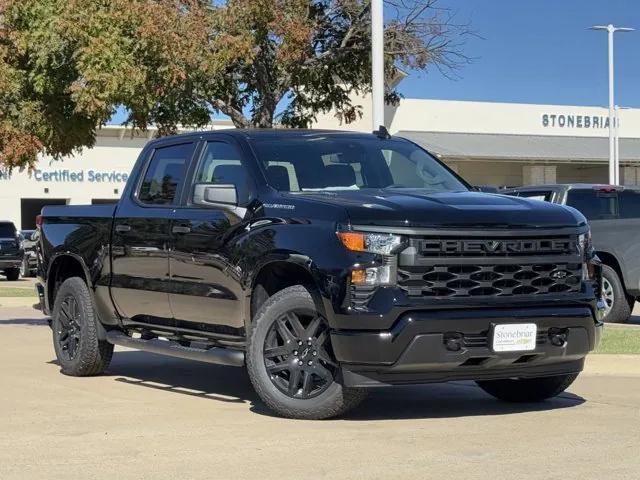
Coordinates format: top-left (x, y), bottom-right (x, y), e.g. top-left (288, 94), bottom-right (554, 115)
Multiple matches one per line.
top-left (38, 129), bottom-right (605, 419)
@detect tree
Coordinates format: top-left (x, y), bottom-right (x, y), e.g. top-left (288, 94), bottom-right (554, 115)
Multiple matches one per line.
top-left (0, 0), bottom-right (472, 170)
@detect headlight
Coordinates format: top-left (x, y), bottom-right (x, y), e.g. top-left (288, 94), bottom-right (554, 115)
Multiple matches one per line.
top-left (337, 231), bottom-right (403, 286)
top-left (579, 230), bottom-right (595, 281)
top-left (336, 231), bottom-right (403, 255)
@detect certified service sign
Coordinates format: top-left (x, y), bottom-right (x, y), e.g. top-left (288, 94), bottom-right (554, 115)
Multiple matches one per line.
top-left (492, 323), bottom-right (537, 352)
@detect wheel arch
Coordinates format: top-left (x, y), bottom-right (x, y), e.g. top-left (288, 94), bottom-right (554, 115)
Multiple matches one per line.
top-left (46, 252), bottom-right (92, 313)
top-left (596, 251), bottom-right (627, 293)
top-left (249, 258), bottom-right (327, 326)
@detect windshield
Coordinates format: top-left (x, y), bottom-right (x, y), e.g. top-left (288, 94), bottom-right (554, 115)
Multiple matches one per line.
top-left (0, 222), bottom-right (16, 238)
top-left (252, 136), bottom-right (468, 193)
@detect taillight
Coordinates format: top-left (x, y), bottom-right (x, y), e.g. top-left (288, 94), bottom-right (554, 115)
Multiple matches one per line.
top-left (592, 184), bottom-right (623, 193)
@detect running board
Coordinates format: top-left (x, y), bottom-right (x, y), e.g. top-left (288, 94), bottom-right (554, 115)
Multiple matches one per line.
top-left (106, 331), bottom-right (245, 367)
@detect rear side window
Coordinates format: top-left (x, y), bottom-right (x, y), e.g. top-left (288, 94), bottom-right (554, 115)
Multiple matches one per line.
top-left (619, 190), bottom-right (640, 218)
top-left (566, 189), bottom-right (618, 220)
top-left (0, 222), bottom-right (16, 238)
top-left (138, 142), bottom-right (195, 205)
top-left (515, 191), bottom-right (554, 202)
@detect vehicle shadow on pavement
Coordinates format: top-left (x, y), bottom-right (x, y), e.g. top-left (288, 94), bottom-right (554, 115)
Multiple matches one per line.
top-left (92, 351), bottom-right (585, 420)
top-left (342, 383), bottom-right (585, 421)
top-left (105, 351), bottom-right (257, 405)
top-left (0, 318), bottom-right (48, 326)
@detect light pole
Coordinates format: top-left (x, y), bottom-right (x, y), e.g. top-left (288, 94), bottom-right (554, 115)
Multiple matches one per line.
top-left (590, 24), bottom-right (634, 185)
top-left (615, 105), bottom-right (620, 184)
top-left (371, 0), bottom-right (384, 131)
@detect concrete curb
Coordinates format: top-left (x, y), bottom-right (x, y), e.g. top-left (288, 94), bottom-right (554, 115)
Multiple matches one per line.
top-left (0, 297), bottom-right (40, 308)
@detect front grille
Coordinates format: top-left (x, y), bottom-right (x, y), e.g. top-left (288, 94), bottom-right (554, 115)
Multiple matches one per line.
top-left (397, 234), bottom-right (583, 299)
top-left (398, 263), bottom-right (582, 298)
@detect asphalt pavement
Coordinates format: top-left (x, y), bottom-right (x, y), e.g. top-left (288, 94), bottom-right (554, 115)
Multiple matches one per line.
top-left (1, 301), bottom-right (639, 480)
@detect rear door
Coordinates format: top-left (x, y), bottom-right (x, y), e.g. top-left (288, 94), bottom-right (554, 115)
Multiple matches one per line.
top-left (616, 190), bottom-right (640, 293)
top-left (110, 140), bottom-right (197, 330)
top-left (168, 138), bottom-right (254, 337)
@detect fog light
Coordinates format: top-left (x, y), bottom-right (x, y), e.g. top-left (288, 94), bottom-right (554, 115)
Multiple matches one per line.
top-left (444, 334), bottom-right (463, 352)
top-left (548, 328), bottom-right (568, 347)
top-left (351, 265), bottom-right (394, 286)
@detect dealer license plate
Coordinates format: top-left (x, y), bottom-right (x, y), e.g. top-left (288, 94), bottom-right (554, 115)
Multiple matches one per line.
top-left (492, 323), bottom-right (537, 352)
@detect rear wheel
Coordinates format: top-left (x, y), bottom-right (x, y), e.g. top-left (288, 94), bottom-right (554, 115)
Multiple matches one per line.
top-left (477, 373), bottom-right (578, 402)
top-left (246, 285), bottom-right (367, 419)
top-left (52, 277), bottom-right (113, 376)
top-left (601, 264), bottom-right (631, 323)
top-left (5, 268), bottom-right (19, 281)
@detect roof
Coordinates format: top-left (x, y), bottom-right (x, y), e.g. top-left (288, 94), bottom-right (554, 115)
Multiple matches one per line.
top-left (398, 131), bottom-right (640, 163)
top-left (146, 128), bottom-right (383, 145)
top-left (506, 184), bottom-right (640, 192)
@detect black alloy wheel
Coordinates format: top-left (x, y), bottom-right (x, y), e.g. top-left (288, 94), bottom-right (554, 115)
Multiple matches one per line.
top-left (263, 310), bottom-right (337, 399)
top-left (56, 295), bottom-right (82, 361)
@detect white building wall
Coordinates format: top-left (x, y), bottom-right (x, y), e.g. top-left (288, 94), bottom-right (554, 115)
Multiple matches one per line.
top-left (0, 123), bottom-right (233, 228)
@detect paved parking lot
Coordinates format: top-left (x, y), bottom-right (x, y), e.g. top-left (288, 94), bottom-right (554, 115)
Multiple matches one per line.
top-left (1, 299), bottom-right (639, 480)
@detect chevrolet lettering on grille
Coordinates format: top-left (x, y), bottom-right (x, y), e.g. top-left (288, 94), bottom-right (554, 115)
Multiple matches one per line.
top-left (420, 239), bottom-right (577, 255)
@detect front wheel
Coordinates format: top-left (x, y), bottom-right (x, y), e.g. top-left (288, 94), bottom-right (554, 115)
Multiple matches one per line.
top-left (601, 264), bottom-right (631, 324)
top-left (246, 285), bottom-right (367, 419)
top-left (20, 258), bottom-right (31, 277)
top-left (476, 373), bottom-right (579, 403)
top-left (5, 268), bottom-right (19, 281)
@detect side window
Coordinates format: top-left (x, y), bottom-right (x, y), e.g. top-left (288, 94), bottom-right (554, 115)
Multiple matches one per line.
top-left (619, 190), bottom-right (640, 218)
top-left (516, 191), bottom-right (554, 202)
top-left (194, 141), bottom-right (251, 204)
top-left (566, 189), bottom-right (618, 220)
top-left (138, 142), bottom-right (195, 205)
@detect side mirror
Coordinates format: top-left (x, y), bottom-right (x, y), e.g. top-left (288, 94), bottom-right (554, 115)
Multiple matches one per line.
top-left (193, 183), bottom-right (238, 207)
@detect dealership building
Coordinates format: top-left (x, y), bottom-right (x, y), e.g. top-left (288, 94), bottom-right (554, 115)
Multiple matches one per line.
top-left (2, 97), bottom-right (640, 229)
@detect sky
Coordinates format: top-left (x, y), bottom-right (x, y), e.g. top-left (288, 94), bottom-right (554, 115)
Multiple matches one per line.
top-left (399, 0), bottom-right (640, 107)
top-left (110, 0), bottom-right (640, 124)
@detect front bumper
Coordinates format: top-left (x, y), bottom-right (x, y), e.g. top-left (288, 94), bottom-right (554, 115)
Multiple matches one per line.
top-left (333, 306), bottom-right (603, 387)
top-left (0, 257), bottom-right (22, 270)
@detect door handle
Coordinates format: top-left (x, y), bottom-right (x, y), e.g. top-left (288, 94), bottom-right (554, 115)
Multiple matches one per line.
top-left (115, 224), bottom-right (131, 233)
top-left (172, 225), bottom-right (191, 234)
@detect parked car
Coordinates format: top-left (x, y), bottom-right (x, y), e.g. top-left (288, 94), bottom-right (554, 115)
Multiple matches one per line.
top-left (37, 129), bottom-right (604, 419)
top-left (19, 229), bottom-right (38, 277)
top-left (0, 221), bottom-right (23, 281)
top-left (504, 184), bottom-right (639, 323)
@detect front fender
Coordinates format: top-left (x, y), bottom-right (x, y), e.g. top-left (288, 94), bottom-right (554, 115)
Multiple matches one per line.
top-left (232, 220), bottom-right (371, 327)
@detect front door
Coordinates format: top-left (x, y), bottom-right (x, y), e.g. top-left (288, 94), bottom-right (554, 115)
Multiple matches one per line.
top-left (169, 140), bottom-right (252, 337)
top-left (111, 140), bottom-right (197, 331)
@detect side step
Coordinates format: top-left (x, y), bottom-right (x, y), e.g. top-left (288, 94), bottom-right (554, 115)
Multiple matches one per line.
top-left (106, 331), bottom-right (245, 367)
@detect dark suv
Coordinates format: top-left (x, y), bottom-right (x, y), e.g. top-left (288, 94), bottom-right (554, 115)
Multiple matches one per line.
top-left (0, 221), bottom-right (22, 281)
top-left (505, 184), bottom-right (639, 323)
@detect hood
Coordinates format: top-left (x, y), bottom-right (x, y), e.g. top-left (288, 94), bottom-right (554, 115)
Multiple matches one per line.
top-left (284, 190), bottom-right (586, 229)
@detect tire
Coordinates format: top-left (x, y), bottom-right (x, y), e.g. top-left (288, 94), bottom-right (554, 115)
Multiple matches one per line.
top-left (5, 268), bottom-right (19, 281)
top-left (51, 277), bottom-right (113, 376)
top-left (246, 285), bottom-right (367, 419)
top-left (20, 258), bottom-right (31, 278)
top-left (477, 373), bottom-right (579, 403)
top-left (601, 264), bottom-right (631, 324)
